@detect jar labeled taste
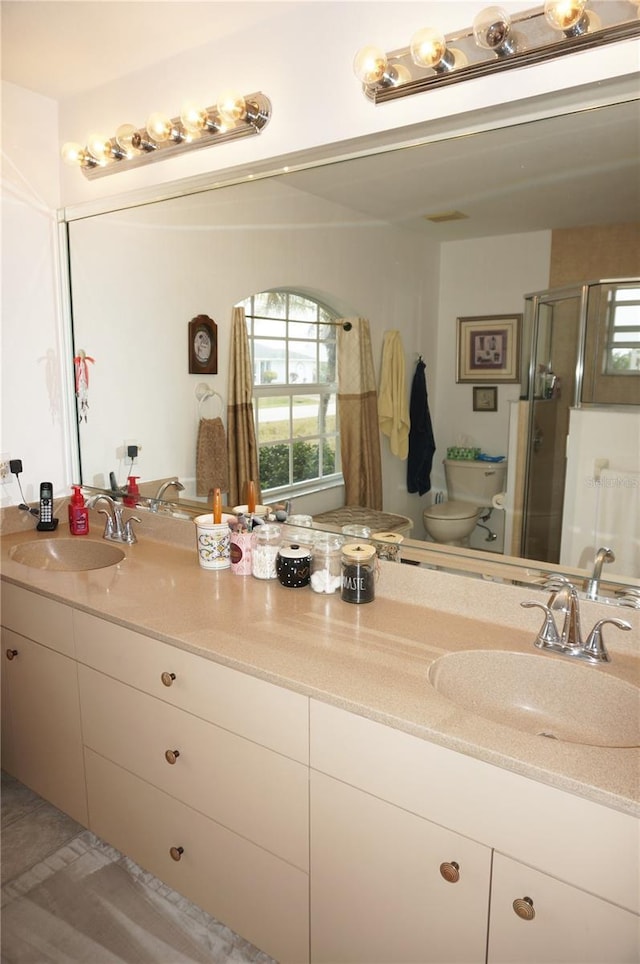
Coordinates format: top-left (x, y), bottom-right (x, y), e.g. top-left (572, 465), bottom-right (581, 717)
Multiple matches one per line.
top-left (341, 543), bottom-right (377, 604)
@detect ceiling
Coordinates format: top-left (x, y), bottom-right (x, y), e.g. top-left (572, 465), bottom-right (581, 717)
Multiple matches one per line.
top-left (0, 1), bottom-right (291, 99)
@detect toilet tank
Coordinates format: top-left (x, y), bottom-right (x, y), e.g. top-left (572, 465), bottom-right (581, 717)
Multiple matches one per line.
top-left (444, 459), bottom-right (507, 507)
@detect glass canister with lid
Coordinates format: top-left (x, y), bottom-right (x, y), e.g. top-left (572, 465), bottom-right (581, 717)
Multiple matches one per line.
top-left (251, 523), bottom-right (282, 580)
top-left (310, 533), bottom-right (343, 594)
top-left (340, 543), bottom-right (377, 604)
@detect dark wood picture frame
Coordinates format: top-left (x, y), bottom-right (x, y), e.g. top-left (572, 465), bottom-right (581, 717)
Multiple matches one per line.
top-left (456, 314), bottom-right (522, 383)
top-left (472, 385), bottom-right (498, 412)
top-left (188, 315), bottom-right (218, 374)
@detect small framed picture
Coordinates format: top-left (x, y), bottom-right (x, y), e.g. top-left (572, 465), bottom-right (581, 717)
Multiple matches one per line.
top-left (189, 315), bottom-right (218, 374)
top-left (456, 314), bottom-right (522, 383)
top-left (473, 385), bottom-right (498, 412)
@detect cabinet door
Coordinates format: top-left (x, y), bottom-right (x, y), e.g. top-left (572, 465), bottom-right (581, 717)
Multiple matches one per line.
top-left (488, 852), bottom-right (640, 963)
top-left (311, 770), bottom-right (491, 964)
top-left (85, 749), bottom-right (309, 964)
top-left (1, 627), bottom-right (87, 824)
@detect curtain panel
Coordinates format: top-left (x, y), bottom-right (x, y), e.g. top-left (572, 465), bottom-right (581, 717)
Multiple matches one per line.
top-left (337, 317), bottom-right (383, 511)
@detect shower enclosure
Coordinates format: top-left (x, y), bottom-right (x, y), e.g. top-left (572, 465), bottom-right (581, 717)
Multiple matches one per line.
top-left (518, 278), bottom-right (639, 566)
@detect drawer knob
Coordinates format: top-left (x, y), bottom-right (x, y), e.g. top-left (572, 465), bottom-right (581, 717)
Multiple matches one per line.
top-left (161, 671), bottom-right (176, 687)
top-left (513, 896), bottom-right (536, 921)
top-left (165, 749), bottom-right (180, 765)
top-left (169, 846), bottom-right (184, 862)
top-left (5, 649), bottom-right (18, 661)
top-left (439, 861), bottom-right (460, 883)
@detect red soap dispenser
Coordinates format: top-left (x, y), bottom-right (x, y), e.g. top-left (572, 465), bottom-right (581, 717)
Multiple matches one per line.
top-left (68, 485), bottom-right (89, 536)
top-left (124, 476), bottom-right (140, 507)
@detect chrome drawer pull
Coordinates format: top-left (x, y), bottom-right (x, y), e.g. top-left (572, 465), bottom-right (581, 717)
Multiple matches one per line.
top-left (164, 749), bottom-right (180, 765)
top-left (161, 671), bottom-right (176, 687)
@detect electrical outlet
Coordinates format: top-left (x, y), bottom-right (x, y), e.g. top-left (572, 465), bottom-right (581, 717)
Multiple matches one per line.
top-left (0, 454), bottom-right (10, 483)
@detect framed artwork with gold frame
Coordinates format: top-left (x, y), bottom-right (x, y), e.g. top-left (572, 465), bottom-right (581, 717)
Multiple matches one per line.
top-left (456, 314), bottom-right (521, 383)
top-left (472, 385), bottom-right (498, 412)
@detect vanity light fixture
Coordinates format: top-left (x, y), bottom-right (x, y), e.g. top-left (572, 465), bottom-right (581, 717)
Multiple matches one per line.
top-left (61, 91), bottom-right (272, 179)
top-left (354, 1), bottom-right (640, 103)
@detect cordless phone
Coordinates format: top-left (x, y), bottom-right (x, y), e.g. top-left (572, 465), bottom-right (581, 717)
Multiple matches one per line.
top-left (36, 482), bottom-right (58, 531)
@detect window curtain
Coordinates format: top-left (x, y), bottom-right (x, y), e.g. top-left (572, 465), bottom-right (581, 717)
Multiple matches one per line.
top-left (226, 306), bottom-right (261, 507)
top-left (337, 317), bottom-right (383, 510)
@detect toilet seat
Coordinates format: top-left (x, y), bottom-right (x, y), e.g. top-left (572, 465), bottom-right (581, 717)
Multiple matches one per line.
top-left (423, 500), bottom-right (480, 521)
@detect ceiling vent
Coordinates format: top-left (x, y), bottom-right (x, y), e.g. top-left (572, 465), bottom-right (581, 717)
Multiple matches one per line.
top-left (423, 211), bottom-right (469, 223)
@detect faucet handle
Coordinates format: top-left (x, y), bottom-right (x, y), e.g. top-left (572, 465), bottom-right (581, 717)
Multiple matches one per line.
top-left (123, 516), bottom-right (141, 545)
top-left (582, 618), bottom-right (631, 663)
top-left (97, 507), bottom-right (116, 539)
top-left (615, 588), bottom-right (640, 609)
top-left (521, 601), bottom-right (561, 647)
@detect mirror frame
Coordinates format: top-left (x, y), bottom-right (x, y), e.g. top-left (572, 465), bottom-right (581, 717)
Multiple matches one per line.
top-left (59, 83), bottom-right (640, 606)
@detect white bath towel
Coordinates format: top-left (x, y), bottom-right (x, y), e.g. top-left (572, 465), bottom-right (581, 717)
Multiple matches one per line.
top-left (378, 330), bottom-right (410, 460)
top-left (594, 468), bottom-right (640, 576)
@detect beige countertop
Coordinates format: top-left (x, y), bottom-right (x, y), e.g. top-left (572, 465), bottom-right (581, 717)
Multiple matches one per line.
top-left (1, 508), bottom-right (638, 818)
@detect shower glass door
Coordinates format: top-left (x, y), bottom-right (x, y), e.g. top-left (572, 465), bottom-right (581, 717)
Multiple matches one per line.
top-left (521, 290), bottom-right (582, 564)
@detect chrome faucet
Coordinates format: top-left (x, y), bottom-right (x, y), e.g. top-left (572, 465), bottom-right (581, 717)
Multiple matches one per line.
top-left (521, 577), bottom-right (631, 663)
top-left (584, 546), bottom-right (615, 600)
top-left (87, 494), bottom-right (141, 544)
top-left (149, 479), bottom-right (185, 512)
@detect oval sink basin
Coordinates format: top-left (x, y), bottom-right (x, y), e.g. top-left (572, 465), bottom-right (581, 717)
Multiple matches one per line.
top-left (9, 538), bottom-right (125, 572)
top-left (428, 650), bottom-right (640, 748)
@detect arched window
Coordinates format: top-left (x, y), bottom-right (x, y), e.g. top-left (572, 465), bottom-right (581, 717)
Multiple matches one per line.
top-left (238, 290), bottom-right (342, 498)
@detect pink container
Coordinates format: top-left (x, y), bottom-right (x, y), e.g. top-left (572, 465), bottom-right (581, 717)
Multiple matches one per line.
top-left (230, 531), bottom-right (253, 575)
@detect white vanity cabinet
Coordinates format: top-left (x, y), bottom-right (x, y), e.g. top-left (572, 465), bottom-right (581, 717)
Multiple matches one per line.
top-left (311, 769), bottom-right (492, 963)
top-left (73, 611), bottom-right (309, 964)
top-left (0, 583), bottom-right (87, 824)
top-left (310, 700), bottom-right (640, 964)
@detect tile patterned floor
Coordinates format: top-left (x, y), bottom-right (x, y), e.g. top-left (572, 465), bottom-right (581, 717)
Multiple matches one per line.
top-left (1, 771), bottom-right (84, 884)
top-left (1, 771), bottom-right (276, 963)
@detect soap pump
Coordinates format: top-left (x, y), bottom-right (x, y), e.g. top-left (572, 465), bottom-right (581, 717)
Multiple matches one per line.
top-left (124, 476), bottom-right (140, 507)
top-left (68, 485), bottom-right (89, 535)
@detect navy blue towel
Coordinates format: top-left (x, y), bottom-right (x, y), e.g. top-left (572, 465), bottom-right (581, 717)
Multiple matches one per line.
top-left (407, 359), bottom-right (436, 496)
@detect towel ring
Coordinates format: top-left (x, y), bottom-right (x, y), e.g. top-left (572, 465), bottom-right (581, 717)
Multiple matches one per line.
top-left (195, 382), bottom-right (223, 419)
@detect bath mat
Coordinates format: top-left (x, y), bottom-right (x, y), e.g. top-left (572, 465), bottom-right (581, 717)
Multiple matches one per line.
top-left (1, 830), bottom-right (274, 964)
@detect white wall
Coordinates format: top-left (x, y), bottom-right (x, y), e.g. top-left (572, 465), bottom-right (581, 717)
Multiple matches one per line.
top-left (562, 408), bottom-right (640, 576)
top-left (2, 1), bottom-right (639, 507)
top-left (0, 82), bottom-right (70, 506)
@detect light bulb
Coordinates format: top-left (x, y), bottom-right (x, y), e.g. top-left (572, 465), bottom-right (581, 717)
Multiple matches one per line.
top-left (410, 27), bottom-right (454, 71)
top-left (180, 102), bottom-right (210, 134)
top-left (115, 123), bottom-right (138, 154)
top-left (353, 46), bottom-right (389, 85)
top-left (86, 133), bottom-right (112, 162)
top-left (215, 92), bottom-right (247, 126)
top-left (61, 142), bottom-right (92, 167)
top-left (544, 0), bottom-right (588, 32)
top-left (473, 6), bottom-right (517, 55)
top-left (146, 112), bottom-right (173, 142)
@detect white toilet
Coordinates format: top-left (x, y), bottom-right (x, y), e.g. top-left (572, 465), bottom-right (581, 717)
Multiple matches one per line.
top-left (423, 459), bottom-right (507, 546)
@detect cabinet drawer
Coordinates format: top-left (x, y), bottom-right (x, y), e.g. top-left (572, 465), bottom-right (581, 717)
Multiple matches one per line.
top-left (79, 665), bottom-right (308, 870)
top-left (488, 852), bottom-right (640, 963)
top-left (74, 610), bottom-right (308, 762)
top-left (85, 749), bottom-right (309, 964)
top-left (1, 583), bottom-right (74, 657)
top-left (310, 700), bottom-right (640, 914)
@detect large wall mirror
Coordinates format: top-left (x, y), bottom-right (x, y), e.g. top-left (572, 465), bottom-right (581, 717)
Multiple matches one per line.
top-left (64, 91), bottom-right (640, 599)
